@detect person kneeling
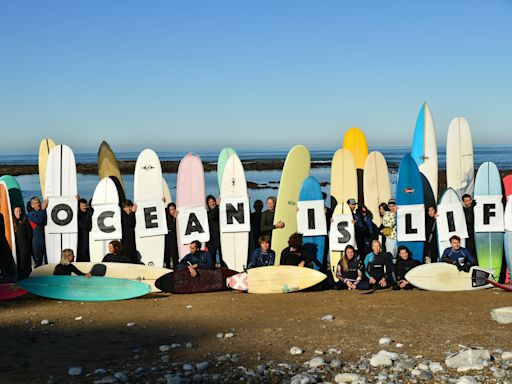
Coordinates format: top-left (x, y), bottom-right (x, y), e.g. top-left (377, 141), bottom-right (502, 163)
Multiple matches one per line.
top-left (334, 245), bottom-right (369, 290)
top-left (440, 235), bottom-right (476, 272)
top-left (364, 240), bottom-right (394, 289)
top-left (392, 245), bottom-right (421, 290)
top-left (177, 240), bottom-right (214, 277)
top-left (248, 235), bottom-right (275, 269)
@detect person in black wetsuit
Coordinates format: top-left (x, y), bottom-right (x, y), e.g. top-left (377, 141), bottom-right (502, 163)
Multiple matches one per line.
top-left (13, 206), bottom-right (33, 279)
top-left (177, 240), bottom-right (214, 277)
top-left (364, 240), bottom-right (395, 289)
top-left (26, 196), bottom-right (48, 267)
top-left (164, 203), bottom-right (179, 269)
top-left (280, 233), bottom-right (314, 267)
top-left (248, 235), bottom-right (275, 268)
top-left (260, 196), bottom-right (284, 242)
top-left (392, 245), bottom-right (421, 290)
top-left (54, 249), bottom-right (91, 277)
top-left (462, 194), bottom-right (477, 260)
top-left (206, 195), bottom-right (223, 266)
top-left (121, 200), bottom-right (138, 263)
top-left (334, 245), bottom-right (369, 290)
top-left (102, 240), bottom-right (131, 263)
top-left (77, 198), bottom-right (92, 262)
top-left (424, 205), bottom-right (438, 263)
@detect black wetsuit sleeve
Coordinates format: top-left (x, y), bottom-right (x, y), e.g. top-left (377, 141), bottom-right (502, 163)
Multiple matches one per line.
top-left (70, 264), bottom-right (86, 276)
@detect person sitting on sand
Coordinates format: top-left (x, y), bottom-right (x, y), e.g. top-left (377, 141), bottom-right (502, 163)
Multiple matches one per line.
top-left (334, 245), bottom-right (369, 290)
top-left (102, 240), bottom-right (131, 263)
top-left (440, 235), bottom-right (476, 272)
top-left (260, 196), bottom-right (284, 242)
top-left (364, 240), bottom-right (394, 289)
top-left (54, 249), bottom-right (91, 277)
top-left (177, 240), bottom-right (214, 277)
top-left (392, 245), bottom-right (421, 290)
top-left (248, 235), bottom-right (275, 268)
top-left (280, 233), bottom-right (310, 267)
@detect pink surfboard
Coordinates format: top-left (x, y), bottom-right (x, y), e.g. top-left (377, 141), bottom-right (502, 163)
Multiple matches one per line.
top-left (0, 283), bottom-right (27, 300)
top-left (176, 153), bottom-right (207, 259)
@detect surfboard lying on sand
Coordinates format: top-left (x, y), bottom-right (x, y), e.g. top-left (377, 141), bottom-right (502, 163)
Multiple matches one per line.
top-left (405, 263), bottom-right (493, 291)
top-left (226, 265), bottom-right (327, 294)
top-left (18, 276), bottom-right (151, 301)
top-left (486, 279), bottom-right (512, 292)
top-left (0, 283), bottom-right (27, 301)
top-left (30, 263), bottom-right (172, 292)
top-left (155, 267), bottom-right (237, 294)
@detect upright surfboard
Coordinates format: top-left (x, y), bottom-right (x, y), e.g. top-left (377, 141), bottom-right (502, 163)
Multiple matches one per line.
top-left (504, 175), bottom-right (512, 282)
top-left (31, 262), bottom-right (171, 293)
top-left (343, 128), bottom-right (368, 206)
top-left (330, 149), bottom-right (358, 281)
top-left (89, 177), bottom-right (121, 262)
top-left (437, 188), bottom-right (465, 257)
top-left (45, 145), bottom-right (78, 264)
top-left (0, 181), bottom-right (15, 261)
top-left (273, 145), bottom-right (311, 264)
top-left (38, 138), bottom-right (56, 198)
top-left (220, 152), bottom-right (249, 272)
top-left (134, 149), bottom-right (166, 267)
top-left (446, 117), bottom-right (475, 199)
top-left (411, 102), bottom-right (438, 200)
top-left (217, 147), bottom-right (237, 190)
top-left (98, 141), bottom-right (125, 200)
top-left (396, 154), bottom-right (424, 262)
top-left (405, 263), bottom-right (492, 291)
top-left (176, 153), bottom-right (207, 259)
top-left (299, 176), bottom-right (325, 270)
top-left (19, 276), bottom-right (151, 301)
top-left (0, 175), bottom-right (25, 216)
top-left (162, 177), bottom-right (172, 206)
top-left (226, 266), bottom-right (327, 294)
top-left (363, 151), bottom-right (391, 226)
top-left (0, 175), bottom-right (24, 262)
top-left (474, 162), bottom-right (503, 279)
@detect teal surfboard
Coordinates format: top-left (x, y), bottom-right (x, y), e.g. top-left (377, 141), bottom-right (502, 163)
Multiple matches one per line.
top-left (474, 162), bottom-right (503, 279)
top-left (18, 276), bottom-right (151, 301)
top-left (0, 175), bottom-right (25, 215)
top-left (217, 147), bottom-right (237, 189)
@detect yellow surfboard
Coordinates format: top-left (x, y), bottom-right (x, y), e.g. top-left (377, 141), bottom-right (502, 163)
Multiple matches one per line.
top-left (273, 145), bottom-right (311, 264)
top-left (98, 141), bottom-right (125, 191)
top-left (329, 148), bottom-right (357, 281)
top-left (363, 151), bottom-right (391, 227)
top-left (38, 138), bottom-right (56, 198)
top-left (343, 127), bottom-right (368, 206)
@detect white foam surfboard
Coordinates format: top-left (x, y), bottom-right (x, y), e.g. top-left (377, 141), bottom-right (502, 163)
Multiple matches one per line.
top-left (446, 117), bottom-right (475, 199)
top-left (45, 145), bottom-right (78, 264)
top-left (363, 151), bottom-right (391, 227)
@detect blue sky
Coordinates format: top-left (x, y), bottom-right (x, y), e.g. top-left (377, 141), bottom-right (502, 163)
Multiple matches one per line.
top-left (0, 0), bottom-right (511, 154)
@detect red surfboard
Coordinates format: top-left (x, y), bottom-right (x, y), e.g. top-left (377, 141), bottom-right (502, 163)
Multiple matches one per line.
top-left (0, 283), bottom-right (27, 300)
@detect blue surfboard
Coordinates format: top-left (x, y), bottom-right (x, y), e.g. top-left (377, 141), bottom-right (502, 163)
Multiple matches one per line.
top-left (299, 176), bottom-right (326, 271)
top-left (19, 276), bottom-right (151, 301)
top-left (396, 154), bottom-right (425, 262)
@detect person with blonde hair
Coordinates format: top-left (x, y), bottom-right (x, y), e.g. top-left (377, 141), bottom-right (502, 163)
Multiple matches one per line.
top-left (53, 249), bottom-right (91, 277)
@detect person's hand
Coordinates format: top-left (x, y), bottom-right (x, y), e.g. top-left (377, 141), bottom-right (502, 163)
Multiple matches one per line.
top-left (188, 265), bottom-right (197, 277)
top-left (42, 199), bottom-right (49, 209)
top-left (347, 281), bottom-right (356, 290)
top-left (351, 219), bottom-right (355, 224)
top-left (369, 277), bottom-right (376, 285)
top-left (298, 260), bottom-right (305, 268)
top-left (85, 273), bottom-right (92, 279)
top-left (379, 278), bottom-right (387, 287)
top-left (76, 194), bottom-right (80, 200)
top-left (131, 204), bottom-right (138, 213)
top-left (216, 196), bottom-right (221, 205)
top-left (399, 280), bottom-right (408, 289)
top-left (276, 221), bottom-right (285, 229)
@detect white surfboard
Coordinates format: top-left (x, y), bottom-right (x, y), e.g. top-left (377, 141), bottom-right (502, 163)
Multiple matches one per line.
top-left (30, 262), bottom-right (172, 292)
top-left (162, 177), bottom-right (172, 206)
top-left (446, 117), bottom-right (475, 199)
top-left (405, 263), bottom-right (493, 291)
top-left (89, 177), bottom-right (121, 262)
top-left (134, 149), bottom-right (166, 267)
top-left (363, 151), bottom-right (391, 227)
top-left (45, 145), bottom-right (78, 264)
top-left (437, 188), bottom-right (466, 257)
top-left (220, 152), bottom-right (249, 272)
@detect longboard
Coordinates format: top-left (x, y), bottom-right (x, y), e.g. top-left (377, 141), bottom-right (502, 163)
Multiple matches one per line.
top-left (155, 267), bottom-right (237, 294)
top-left (38, 138), bottom-right (56, 198)
top-left (0, 283), bottom-right (27, 300)
top-left (45, 145), bottom-right (78, 264)
top-left (343, 127), bottom-right (368, 206)
top-left (396, 154), bottom-right (425, 262)
top-left (299, 176), bottom-right (325, 270)
top-left (226, 265), bottom-right (327, 294)
top-left (273, 145), bottom-right (310, 264)
top-left (437, 188), bottom-right (466, 257)
top-left (0, 181), bottom-right (15, 260)
top-left (220, 151), bottom-right (249, 272)
top-left (474, 162), bottom-right (503, 279)
top-left (446, 117), bottom-right (474, 199)
top-left (30, 262), bottom-right (171, 292)
top-left (404, 263), bottom-right (493, 291)
top-left (363, 151), bottom-right (391, 227)
top-left (503, 175), bottom-right (512, 282)
top-left (329, 149), bottom-right (357, 281)
top-left (217, 147), bottom-right (236, 190)
top-left (98, 141), bottom-right (126, 201)
top-left (19, 276), bottom-right (151, 301)
top-left (411, 102), bottom-right (438, 200)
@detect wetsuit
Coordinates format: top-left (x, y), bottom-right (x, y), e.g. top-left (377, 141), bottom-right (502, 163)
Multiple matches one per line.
top-left (441, 247), bottom-right (475, 272)
top-left (260, 210), bottom-right (275, 240)
top-left (463, 203), bottom-right (477, 259)
top-left (26, 209), bottom-right (47, 267)
top-left (102, 252), bottom-right (131, 263)
top-left (77, 208), bottom-right (92, 262)
top-left (54, 263), bottom-right (86, 276)
top-left (14, 216), bottom-right (33, 279)
top-left (394, 257), bottom-right (421, 289)
top-left (280, 247), bottom-right (306, 267)
top-left (164, 213), bottom-right (179, 269)
top-left (364, 251), bottom-right (394, 287)
top-left (248, 248), bottom-right (275, 268)
top-left (177, 251), bottom-right (214, 270)
top-left (206, 206), bottom-right (222, 265)
top-left (121, 210), bottom-right (137, 263)
top-left (334, 256), bottom-right (369, 290)
top-left (424, 216), bottom-right (438, 262)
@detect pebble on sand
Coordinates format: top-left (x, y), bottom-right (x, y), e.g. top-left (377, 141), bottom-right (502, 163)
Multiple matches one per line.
top-left (41, 319), bottom-right (50, 325)
top-left (290, 346), bottom-right (304, 355)
top-left (321, 314), bottom-right (335, 321)
top-left (68, 367), bottom-right (83, 376)
top-left (334, 372), bottom-right (361, 383)
top-left (379, 337), bottom-right (392, 346)
top-left (74, 316), bottom-right (83, 321)
top-left (159, 345), bottom-right (171, 352)
top-left (126, 322), bottom-right (136, 327)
